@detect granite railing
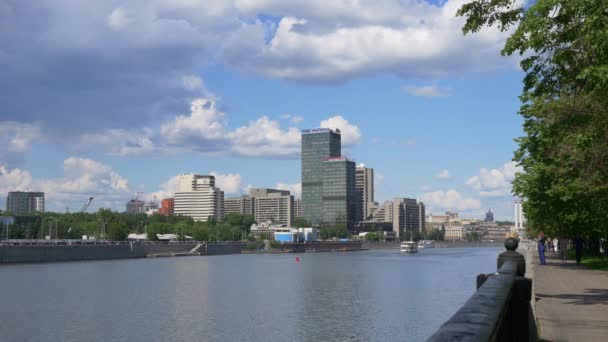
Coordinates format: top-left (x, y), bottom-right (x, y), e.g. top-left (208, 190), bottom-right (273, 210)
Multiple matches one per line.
top-left (427, 237), bottom-right (536, 341)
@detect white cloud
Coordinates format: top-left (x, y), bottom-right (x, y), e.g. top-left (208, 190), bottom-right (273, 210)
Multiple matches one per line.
top-left (421, 189), bottom-right (481, 211)
top-left (229, 116), bottom-right (301, 156)
top-left (0, 157), bottom-right (130, 211)
top-left (436, 169), bottom-right (450, 179)
top-left (376, 173), bottom-right (385, 183)
top-left (144, 176), bottom-right (178, 202)
top-left (0, 121), bottom-right (42, 165)
top-left (275, 183), bottom-right (302, 198)
top-left (158, 99), bottom-right (360, 157)
top-left (161, 98), bottom-right (227, 148)
top-left (107, 7), bottom-right (134, 31)
top-left (0, 165), bottom-right (34, 193)
top-left (402, 85), bottom-right (451, 98)
top-left (466, 161), bottom-right (522, 196)
top-left (223, 0), bottom-right (513, 82)
top-left (210, 172), bottom-right (242, 194)
top-left (320, 115), bottom-right (361, 145)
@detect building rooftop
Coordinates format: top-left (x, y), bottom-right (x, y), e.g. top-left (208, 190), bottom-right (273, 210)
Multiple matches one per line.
top-left (301, 128), bottom-right (341, 134)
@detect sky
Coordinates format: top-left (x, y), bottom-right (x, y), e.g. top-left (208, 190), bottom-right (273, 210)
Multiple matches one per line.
top-left (0, 0), bottom-right (525, 220)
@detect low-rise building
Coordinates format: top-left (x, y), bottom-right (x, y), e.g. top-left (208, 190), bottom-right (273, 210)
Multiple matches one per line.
top-left (445, 226), bottom-right (464, 240)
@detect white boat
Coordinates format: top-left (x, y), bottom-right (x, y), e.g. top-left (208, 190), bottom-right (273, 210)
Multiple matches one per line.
top-left (419, 240), bottom-right (435, 249)
top-left (400, 241), bottom-right (418, 254)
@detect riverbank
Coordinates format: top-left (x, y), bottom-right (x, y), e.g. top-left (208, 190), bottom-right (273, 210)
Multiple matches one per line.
top-left (532, 249), bottom-right (608, 341)
top-left (0, 241), bottom-right (365, 263)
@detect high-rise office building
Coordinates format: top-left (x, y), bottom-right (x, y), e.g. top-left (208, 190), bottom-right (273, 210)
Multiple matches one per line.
top-left (321, 157), bottom-right (357, 229)
top-left (250, 188), bottom-right (294, 227)
top-left (392, 198), bottom-right (425, 237)
top-left (224, 195), bottom-right (254, 216)
top-left (355, 165), bottom-right (374, 222)
top-left (6, 191), bottom-right (44, 216)
top-left (301, 128), bottom-right (341, 226)
top-left (174, 173), bottom-right (223, 221)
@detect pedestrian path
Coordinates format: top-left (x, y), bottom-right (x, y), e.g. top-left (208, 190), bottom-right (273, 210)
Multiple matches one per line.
top-left (533, 251), bottom-right (608, 341)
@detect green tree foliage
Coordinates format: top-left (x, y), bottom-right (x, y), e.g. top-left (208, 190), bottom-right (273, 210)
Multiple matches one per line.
top-left (293, 218), bottom-right (311, 228)
top-left (365, 232), bottom-right (380, 241)
top-left (320, 225), bottom-right (348, 239)
top-left (458, 0), bottom-right (608, 253)
top-left (465, 232), bottom-right (481, 242)
top-left (4, 211), bottom-right (256, 242)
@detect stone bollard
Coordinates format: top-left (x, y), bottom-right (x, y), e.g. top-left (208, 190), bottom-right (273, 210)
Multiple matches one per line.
top-left (498, 237), bottom-right (526, 276)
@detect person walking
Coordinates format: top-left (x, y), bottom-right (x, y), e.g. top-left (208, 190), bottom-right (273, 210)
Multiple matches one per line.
top-left (574, 234), bottom-right (584, 265)
top-left (538, 231), bottom-right (547, 265)
top-left (559, 237), bottom-right (568, 264)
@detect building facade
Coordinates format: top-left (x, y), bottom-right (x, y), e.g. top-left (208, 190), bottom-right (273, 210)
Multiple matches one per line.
top-left (355, 165), bottom-right (374, 222)
top-left (445, 226), bottom-right (464, 240)
top-left (174, 173), bottom-right (223, 221)
top-left (293, 198), bottom-right (302, 221)
top-left (392, 198), bottom-right (425, 238)
top-left (158, 198), bottom-right (174, 216)
top-left (223, 195), bottom-right (254, 216)
top-left (301, 128), bottom-right (341, 227)
top-left (6, 191), bottom-right (44, 216)
top-left (321, 157), bottom-right (357, 229)
top-left (250, 188), bottom-right (294, 227)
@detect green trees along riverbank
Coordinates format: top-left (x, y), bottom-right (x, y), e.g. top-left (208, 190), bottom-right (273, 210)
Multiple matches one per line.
top-left (458, 0), bottom-right (608, 255)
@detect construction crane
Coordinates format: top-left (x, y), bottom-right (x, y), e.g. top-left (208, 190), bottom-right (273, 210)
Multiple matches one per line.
top-left (80, 197), bottom-right (94, 212)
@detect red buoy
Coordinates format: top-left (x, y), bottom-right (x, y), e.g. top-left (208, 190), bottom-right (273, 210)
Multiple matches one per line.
top-left (295, 257), bottom-right (300, 263)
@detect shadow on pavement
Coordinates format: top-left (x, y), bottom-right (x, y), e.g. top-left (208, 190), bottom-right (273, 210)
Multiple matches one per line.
top-left (536, 289), bottom-right (608, 305)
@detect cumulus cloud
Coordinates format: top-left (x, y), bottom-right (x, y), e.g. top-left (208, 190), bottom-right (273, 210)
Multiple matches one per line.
top-left (0, 157), bottom-right (130, 211)
top-left (275, 183), bottom-right (302, 198)
top-left (421, 189), bottom-right (481, 211)
top-left (320, 115), bottom-right (361, 145)
top-left (402, 85), bottom-right (451, 98)
top-left (210, 172), bottom-right (242, 194)
top-left (161, 98), bottom-right (228, 149)
top-left (223, 0), bottom-right (513, 82)
top-left (229, 116), bottom-right (301, 157)
top-left (436, 169), bottom-right (450, 179)
top-left (0, 121), bottom-right (42, 166)
top-left (466, 161), bottom-right (522, 197)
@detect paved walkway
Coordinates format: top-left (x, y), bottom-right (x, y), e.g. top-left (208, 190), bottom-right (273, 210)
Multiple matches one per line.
top-left (533, 251), bottom-right (608, 341)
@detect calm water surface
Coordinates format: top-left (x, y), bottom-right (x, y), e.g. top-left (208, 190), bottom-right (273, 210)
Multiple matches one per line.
top-left (0, 248), bottom-right (499, 342)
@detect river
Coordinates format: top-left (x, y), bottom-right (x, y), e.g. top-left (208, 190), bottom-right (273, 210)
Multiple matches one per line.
top-left (0, 247), bottom-right (499, 342)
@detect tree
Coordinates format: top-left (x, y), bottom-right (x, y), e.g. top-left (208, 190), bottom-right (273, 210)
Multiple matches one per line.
top-left (458, 0), bottom-right (608, 253)
top-left (107, 221), bottom-right (129, 241)
top-left (365, 232), bottom-right (379, 241)
top-left (465, 232), bottom-right (480, 242)
top-left (293, 218), bottom-right (311, 228)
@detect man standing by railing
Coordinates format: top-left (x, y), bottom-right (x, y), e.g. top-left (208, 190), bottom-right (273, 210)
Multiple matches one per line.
top-left (538, 231), bottom-right (546, 265)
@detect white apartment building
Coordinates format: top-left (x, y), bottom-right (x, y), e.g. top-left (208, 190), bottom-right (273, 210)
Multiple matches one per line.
top-left (250, 188), bottom-right (294, 227)
top-left (174, 173), bottom-right (223, 221)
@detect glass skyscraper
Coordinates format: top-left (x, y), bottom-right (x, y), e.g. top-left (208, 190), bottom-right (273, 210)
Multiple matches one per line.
top-left (301, 128), bottom-right (341, 226)
top-left (321, 158), bottom-right (357, 228)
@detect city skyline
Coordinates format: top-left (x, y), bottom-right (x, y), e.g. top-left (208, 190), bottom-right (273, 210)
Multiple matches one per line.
top-left (0, 1), bottom-right (524, 220)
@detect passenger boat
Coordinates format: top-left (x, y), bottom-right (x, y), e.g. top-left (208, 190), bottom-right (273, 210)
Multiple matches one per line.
top-left (400, 241), bottom-right (418, 254)
top-left (418, 240), bottom-right (435, 249)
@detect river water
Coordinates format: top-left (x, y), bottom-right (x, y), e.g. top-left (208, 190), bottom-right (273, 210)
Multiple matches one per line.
top-left (0, 248), bottom-right (499, 342)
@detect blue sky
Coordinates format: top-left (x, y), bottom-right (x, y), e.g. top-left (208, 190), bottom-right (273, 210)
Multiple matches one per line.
top-left (0, 0), bottom-right (525, 220)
